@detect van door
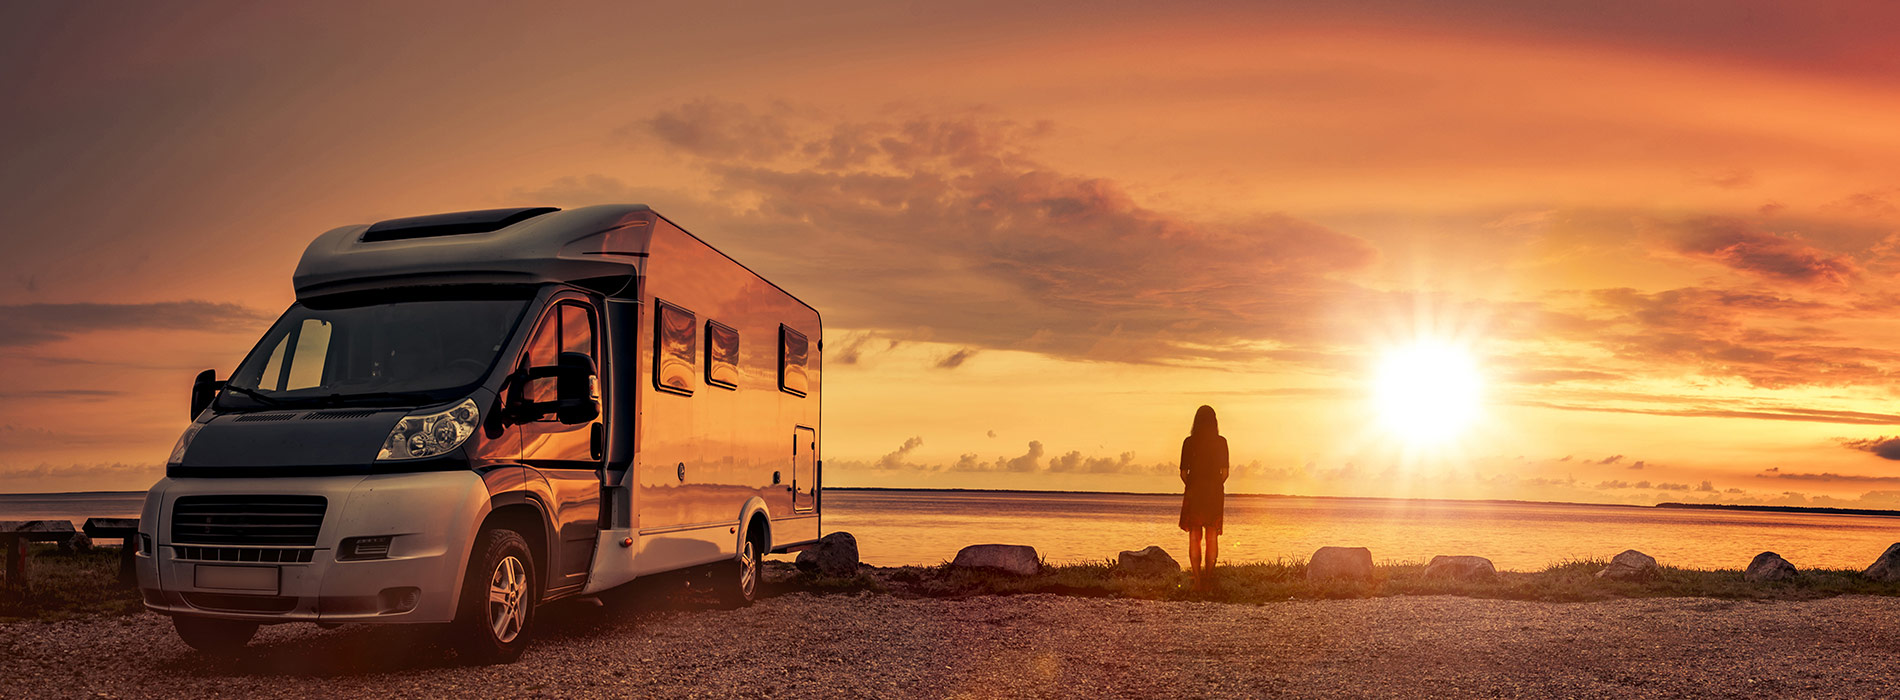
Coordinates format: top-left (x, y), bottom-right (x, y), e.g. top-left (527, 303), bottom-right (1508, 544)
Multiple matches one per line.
top-left (518, 300), bottom-right (604, 590)
top-left (793, 426), bottom-right (816, 513)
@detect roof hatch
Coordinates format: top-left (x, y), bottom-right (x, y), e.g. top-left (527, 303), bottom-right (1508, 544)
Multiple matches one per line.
top-left (360, 207), bottom-right (560, 242)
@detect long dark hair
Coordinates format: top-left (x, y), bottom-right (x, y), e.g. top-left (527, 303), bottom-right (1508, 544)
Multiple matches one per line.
top-left (1191, 405), bottom-right (1219, 437)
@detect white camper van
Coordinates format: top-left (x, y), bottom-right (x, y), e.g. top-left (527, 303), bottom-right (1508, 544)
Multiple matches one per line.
top-left (137, 205), bottom-right (822, 662)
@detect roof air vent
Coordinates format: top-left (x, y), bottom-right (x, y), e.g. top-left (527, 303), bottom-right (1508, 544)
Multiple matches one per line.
top-left (361, 207), bottom-right (559, 242)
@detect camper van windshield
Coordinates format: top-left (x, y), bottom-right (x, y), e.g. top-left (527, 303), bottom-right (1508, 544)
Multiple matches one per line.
top-left (217, 297), bottom-right (531, 410)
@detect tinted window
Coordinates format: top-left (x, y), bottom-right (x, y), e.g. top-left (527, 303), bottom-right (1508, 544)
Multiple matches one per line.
top-left (656, 301), bottom-right (695, 395)
top-left (706, 321), bottom-right (738, 389)
top-left (221, 298), bottom-right (529, 409)
top-left (779, 325), bottom-right (808, 397)
top-left (522, 312), bottom-right (560, 404)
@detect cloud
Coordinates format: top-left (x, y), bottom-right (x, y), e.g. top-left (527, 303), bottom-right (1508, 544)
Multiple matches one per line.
top-left (875, 436), bottom-right (924, 469)
top-left (1655, 482), bottom-right (1690, 491)
top-left (0, 461), bottom-right (161, 482)
top-left (1668, 217), bottom-right (1858, 286)
top-left (1001, 441), bottom-right (1044, 472)
top-left (1697, 481), bottom-right (1717, 492)
top-left (935, 347), bottom-right (977, 369)
top-left (0, 389), bottom-right (121, 400)
top-left (610, 101), bottom-right (1379, 365)
top-left (0, 301), bottom-right (265, 347)
top-left (1757, 470), bottom-right (1900, 484)
top-left (1840, 436), bottom-right (1900, 460)
top-left (1518, 400), bottom-right (1900, 426)
top-left (1628, 460), bottom-right (1646, 470)
top-left (1598, 455), bottom-right (1624, 465)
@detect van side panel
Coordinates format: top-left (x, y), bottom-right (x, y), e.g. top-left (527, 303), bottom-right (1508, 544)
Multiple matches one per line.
top-left (627, 219), bottom-right (821, 576)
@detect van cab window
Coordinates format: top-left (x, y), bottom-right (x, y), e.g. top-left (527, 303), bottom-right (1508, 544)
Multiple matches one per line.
top-left (219, 297), bottom-right (529, 410)
top-left (521, 301), bottom-right (597, 415)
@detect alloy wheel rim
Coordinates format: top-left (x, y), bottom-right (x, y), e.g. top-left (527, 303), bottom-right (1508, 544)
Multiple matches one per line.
top-left (488, 554), bottom-right (527, 643)
top-left (739, 540), bottom-right (758, 598)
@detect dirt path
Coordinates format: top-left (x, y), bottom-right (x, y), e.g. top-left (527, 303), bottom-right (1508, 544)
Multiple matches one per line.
top-left (4, 590), bottom-right (1899, 698)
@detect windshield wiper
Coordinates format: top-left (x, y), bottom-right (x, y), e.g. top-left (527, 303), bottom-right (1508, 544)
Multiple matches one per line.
top-left (220, 384), bottom-right (287, 409)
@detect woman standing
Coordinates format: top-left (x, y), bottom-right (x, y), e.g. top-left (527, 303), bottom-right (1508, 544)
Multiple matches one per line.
top-left (1179, 405), bottom-right (1229, 592)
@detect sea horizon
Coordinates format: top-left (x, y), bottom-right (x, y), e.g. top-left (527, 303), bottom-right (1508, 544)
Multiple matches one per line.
top-left (11, 486), bottom-right (1897, 519)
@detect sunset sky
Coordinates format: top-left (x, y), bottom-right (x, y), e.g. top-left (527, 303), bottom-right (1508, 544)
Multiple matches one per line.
top-left (7, 2), bottom-right (1900, 506)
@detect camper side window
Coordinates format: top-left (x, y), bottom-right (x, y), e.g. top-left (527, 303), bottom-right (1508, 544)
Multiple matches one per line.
top-left (656, 301), bottom-right (695, 395)
top-left (779, 325), bottom-right (808, 397)
top-left (706, 321), bottom-right (739, 389)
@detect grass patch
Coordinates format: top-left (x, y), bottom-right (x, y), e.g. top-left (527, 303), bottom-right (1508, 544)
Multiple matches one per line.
top-left (789, 556), bottom-right (1900, 605)
top-left (0, 544), bottom-right (142, 622)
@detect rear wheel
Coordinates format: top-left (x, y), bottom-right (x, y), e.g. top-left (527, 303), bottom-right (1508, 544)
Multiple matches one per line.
top-left (450, 528), bottom-right (536, 664)
top-left (719, 533), bottom-right (763, 606)
top-left (173, 615), bottom-right (257, 653)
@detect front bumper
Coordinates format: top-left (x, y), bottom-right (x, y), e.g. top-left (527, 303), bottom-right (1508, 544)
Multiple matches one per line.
top-left (137, 471), bottom-right (488, 624)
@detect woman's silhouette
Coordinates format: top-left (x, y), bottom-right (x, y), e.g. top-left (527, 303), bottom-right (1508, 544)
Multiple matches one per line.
top-left (1179, 405), bottom-right (1229, 592)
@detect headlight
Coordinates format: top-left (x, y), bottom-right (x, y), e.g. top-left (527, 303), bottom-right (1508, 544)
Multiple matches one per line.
top-left (377, 398), bottom-right (479, 461)
top-left (167, 423), bottom-right (204, 466)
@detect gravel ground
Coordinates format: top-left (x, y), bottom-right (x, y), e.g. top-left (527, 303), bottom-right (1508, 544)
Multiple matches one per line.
top-left (5, 588), bottom-right (1900, 699)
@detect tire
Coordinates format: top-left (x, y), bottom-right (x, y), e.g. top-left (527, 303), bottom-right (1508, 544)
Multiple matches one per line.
top-left (719, 532), bottom-right (764, 606)
top-left (173, 615), bottom-right (257, 654)
top-left (450, 528), bottom-right (536, 665)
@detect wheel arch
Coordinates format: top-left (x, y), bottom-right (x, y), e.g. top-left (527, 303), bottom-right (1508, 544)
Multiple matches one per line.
top-left (736, 497), bottom-right (771, 555)
top-left (481, 491), bottom-right (556, 599)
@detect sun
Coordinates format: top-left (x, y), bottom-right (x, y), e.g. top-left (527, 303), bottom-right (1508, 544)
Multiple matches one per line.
top-left (1373, 341), bottom-right (1484, 445)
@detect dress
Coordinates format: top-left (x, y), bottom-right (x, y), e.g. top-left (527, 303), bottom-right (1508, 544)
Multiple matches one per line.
top-left (1178, 434), bottom-right (1229, 533)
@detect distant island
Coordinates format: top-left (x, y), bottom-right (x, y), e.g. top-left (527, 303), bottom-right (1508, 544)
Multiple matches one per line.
top-left (1656, 502), bottom-right (1900, 518)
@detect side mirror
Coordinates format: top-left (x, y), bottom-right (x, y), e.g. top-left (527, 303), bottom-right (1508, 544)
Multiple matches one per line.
top-left (553, 352), bottom-right (600, 425)
top-left (189, 369), bottom-right (224, 419)
top-left (510, 352), bottom-right (599, 425)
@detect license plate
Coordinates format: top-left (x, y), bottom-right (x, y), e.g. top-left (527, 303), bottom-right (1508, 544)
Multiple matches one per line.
top-left (195, 565), bottom-right (279, 592)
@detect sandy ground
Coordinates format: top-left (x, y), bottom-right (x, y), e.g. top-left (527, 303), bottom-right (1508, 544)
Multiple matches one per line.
top-left (4, 588), bottom-right (1900, 699)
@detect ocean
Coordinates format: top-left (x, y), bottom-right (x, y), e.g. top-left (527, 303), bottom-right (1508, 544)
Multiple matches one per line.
top-left (5, 489), bottom-right (1895, 571)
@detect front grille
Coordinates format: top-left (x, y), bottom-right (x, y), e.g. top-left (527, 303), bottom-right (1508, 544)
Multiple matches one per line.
top-left (171, 495), bottom-right (327, 547)
top-left (173, 545), bottom-right (315, 563)
top-left (182, 592), bottom-right (298, 614)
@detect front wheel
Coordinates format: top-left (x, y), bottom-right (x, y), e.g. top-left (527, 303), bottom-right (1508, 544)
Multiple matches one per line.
top-left (173, 615), bottom-right (258, 654)
top-left (449, 528), bottom-right (536, 664)
top-left (719, 534), bottom-right (763, 606)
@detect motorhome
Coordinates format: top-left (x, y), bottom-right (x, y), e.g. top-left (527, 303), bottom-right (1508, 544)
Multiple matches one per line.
top-left (137, 205), bottom-right (822, 663)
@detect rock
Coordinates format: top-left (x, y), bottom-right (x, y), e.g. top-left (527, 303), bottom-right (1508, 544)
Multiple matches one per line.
top-left (1114, 546), bottom-right (1180, 576)
top-left (1423, 555), bottom-right (1496, 581)
top-left (1744, 551), bottom-right (1798, 583)
top-left (1306, 546), bottom-right (1374, 582)
top-left (794, 531), bottom-right (860, 577)
top-left (1863, 543), bottom-right (1900, 582)
top-left (1596, 549), bottom-right (1661, 581)
top-left (66, 532), bottom-right (92, 553)
top-left (951, 544), bottom-right (1041, 576)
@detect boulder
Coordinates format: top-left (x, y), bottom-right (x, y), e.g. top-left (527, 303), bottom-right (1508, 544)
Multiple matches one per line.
top-left (1596, 549), bottom-right (1660, 581)
top-left (794, 531), bottom-right (860, 577)
top-left (1306, 546), bottom-right (1374, 582)
top-left (1744, 551), bottom-right (1798, 583)
top-left (1114, 546), bottom-right (1180, 577)
top-left (64, 532), bottom-right (92, 553)
top-left (1423, 555), bottom-right (1496, 581)
top-left (1863, 543), bottom-right (1900, 582)
top-left (951, 544), bottom-right (1041, 576)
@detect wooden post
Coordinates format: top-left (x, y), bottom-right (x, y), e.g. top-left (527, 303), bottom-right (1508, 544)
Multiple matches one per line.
top-left (84, 518), bottom-right (141, 587)
top-left (1, 533), bottom-right (22, 591)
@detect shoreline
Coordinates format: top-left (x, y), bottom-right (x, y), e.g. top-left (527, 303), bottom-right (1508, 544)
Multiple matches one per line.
top-left (15, 487), bottom-right (1900, 520)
